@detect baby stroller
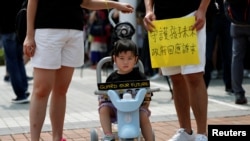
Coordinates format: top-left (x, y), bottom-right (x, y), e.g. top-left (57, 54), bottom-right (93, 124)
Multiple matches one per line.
top-left (90, 9), bottom-right (160, 141)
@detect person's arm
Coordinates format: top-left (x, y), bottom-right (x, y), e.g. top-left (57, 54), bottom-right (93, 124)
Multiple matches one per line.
top-left (89, 11), bottom-right (97, 24)
top-left (143, 0), bottom-right (155, 32)
top-left (144, 0), bottom-right (154, 15)
top-left (26, 0), bottom-right (37, 40)
top-left (199, 0), bottom-right (211, 12)
top-left (81, 0), bottom-right (134, 13)
top-left (193, 0), bottom-right (211, 31)
top-left (23, 0), bottom-right (38, 57)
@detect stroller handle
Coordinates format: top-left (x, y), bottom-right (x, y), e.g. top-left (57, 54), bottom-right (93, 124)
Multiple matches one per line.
top-left (108, 8), bottom-right (117, 28)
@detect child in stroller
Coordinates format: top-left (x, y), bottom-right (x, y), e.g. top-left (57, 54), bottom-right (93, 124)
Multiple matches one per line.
top-left (97, 39), bottom-right (154, 141)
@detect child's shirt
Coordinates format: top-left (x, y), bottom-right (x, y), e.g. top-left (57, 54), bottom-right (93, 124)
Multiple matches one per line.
top-left (98, 68), bottom-right (152, 106)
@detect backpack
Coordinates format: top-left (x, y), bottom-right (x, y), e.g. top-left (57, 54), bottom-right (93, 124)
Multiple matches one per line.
top-left (15, 0), bottom-right (27, 44)
top-left (224, 0), bottom-right (250, 25)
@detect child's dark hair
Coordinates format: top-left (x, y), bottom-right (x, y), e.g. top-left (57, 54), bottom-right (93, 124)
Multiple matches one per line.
top-left (111, 39), bottom-right (138, 57)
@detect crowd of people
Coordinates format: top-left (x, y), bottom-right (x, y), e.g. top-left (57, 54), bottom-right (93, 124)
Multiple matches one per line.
top-left (0, 0), bottom-right (249, 141)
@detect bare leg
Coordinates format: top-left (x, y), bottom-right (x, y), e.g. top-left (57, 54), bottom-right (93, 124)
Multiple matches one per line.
top-left (50, 66), bottom-right (74, 141)
top-left (184, 72), bottom-right (208, 134)
top-left (99, 106), bottom-right (115, 135)
top-left (30, 68), bottom-right (55, 141)
top-left (170, 74), bottom-right (192, 134)
top-left (140, 111), bottom-right (153, 141)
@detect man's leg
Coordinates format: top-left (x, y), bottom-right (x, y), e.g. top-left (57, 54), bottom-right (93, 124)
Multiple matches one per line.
top-left (184, 72), bottom-right (208, 134)
top-left (204, 16), bottom-right (218, 88)
top-left (231, 24), bottom-right (248, 104)
top-left (170, 74), bottom-right (192, 134)
top-left (220, 17), bottom-right (232, 92)
top-left (2, 33), bottom-right (28, 100)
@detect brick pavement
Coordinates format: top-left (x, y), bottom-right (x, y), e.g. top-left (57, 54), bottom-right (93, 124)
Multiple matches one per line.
top-left (0, 64), bottom-right (250, 141)
top-left (0, 114), bottom-right (249, 141)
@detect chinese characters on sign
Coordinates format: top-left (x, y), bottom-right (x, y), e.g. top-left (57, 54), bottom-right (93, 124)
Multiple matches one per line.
top-left (148, 16), bottom-right (200, 68)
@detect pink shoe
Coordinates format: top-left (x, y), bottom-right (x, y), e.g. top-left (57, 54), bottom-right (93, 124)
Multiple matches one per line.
top-left (60, 138), bottom-right (66, 141)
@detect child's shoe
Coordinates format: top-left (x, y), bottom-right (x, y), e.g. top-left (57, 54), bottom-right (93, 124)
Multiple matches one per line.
top-left (103, 134), bottom-right (115, 141)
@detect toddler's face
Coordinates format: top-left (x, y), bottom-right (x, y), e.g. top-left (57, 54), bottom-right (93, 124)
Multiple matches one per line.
top-left (113, 51), bottom-right (137, 74)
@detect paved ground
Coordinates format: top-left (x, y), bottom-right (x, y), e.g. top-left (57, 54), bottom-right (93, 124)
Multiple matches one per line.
top-left (0, 63), bottom-right (249, 141)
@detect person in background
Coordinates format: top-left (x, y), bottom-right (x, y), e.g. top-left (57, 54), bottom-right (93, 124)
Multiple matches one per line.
top-left (0, 34), bottom-right (2, 47)
top-left (224, 0), bottom-right (249, 105)
top-left (0, 0), bottom-right (30, 104)
top-left (204, 0), bottom-right (233, 93)
top-left (4, 54), bottom-right (33, 83)
top-left (98, 39), bottom-right (153, 141)
top-left (89, 9), bottom-right (111, 69)
top-left (23, 0), bottom-right (134, 140)
top-left (136, 0), bottom-right (157, 78)
top-left (143, 0), bottom-right (210, 141)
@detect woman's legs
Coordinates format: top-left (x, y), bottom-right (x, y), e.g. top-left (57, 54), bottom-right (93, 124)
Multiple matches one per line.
top-left (30, 66), bottom-right (74, 141)
top-left (50, 66), bottom-right (74, 141)
top-left (30, 68), bottom-right (55, 141)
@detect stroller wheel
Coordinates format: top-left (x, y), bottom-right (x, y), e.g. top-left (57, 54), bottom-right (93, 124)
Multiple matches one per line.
top-left (90, 128), bottom-right (99, 141)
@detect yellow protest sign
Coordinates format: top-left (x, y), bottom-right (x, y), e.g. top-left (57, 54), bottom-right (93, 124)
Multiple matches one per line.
top-left (148, 16), bottom-right (199, 68)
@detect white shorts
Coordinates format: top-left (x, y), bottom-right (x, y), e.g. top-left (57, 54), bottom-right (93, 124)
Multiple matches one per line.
top-left (161, 11), bottom-right (206, 76)
top-left (31, 29), bottom-right (84, 69)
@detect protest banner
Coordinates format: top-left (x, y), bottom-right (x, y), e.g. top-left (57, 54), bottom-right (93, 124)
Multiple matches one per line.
top-left (148, 16), bottom-right (199, 68)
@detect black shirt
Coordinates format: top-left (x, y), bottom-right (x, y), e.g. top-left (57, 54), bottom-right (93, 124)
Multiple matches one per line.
top-left (0, 0), bottom-right (23, 33)
top-left (106, 68), bottom-right (147, 83)
top-left (100, 68), bottom-right (151, 104)
top-left (35, 0), bottom-right (84, 30)
top-left (154, 0), bottom-right (201, 20)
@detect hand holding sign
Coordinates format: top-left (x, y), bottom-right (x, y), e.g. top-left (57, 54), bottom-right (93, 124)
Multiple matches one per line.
top-left (148, 16), bottom-right (200, 68)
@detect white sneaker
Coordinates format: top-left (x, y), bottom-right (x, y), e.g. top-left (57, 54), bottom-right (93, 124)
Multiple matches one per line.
top-left (194, 134), bottom-right (207, 141)
top-left (168, 128), bottom-right (195, 141)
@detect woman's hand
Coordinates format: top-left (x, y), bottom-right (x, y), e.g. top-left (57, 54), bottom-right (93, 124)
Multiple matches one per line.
top-left (23, 37), bottom-right (36, 57)
top-left (115, 2), bottom-right (134, 13)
